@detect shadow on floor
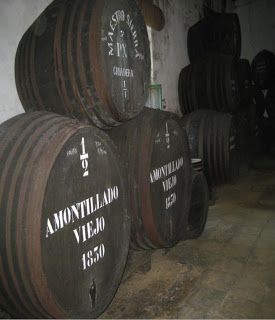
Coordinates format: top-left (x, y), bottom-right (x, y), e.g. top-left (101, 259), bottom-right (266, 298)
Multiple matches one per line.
top-left (101, 156), bottom-right (275, 319)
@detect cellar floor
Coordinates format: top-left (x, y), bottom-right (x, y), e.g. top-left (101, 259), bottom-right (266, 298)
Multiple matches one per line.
top-left (101, 154), bottom-right (275, 319)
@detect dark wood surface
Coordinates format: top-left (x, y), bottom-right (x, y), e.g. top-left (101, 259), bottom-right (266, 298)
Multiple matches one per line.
top-left (251, 50), bottom-right (275, 90)
top-left (187, 13), bottom-right (241, 63)
top-left (237, 59), bottom-right (253, 107)
top-left (0, 112), bottom-right (130, 318)
top-left (15, 0), bottom-right (151, 129)
top-left (179, 55), bottom-right (240, 114)
top-left (109, 108), bottom-right (192, 249)
top-left (185, 170), bottom-right (209, 240)
top-left (183, 110), bottom-right (240, 186)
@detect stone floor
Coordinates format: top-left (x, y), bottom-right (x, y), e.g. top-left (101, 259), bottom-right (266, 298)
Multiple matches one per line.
top-left (101, 155), bottom-right (275, 319)
top-left (1, 155), bottom-right (275, 319)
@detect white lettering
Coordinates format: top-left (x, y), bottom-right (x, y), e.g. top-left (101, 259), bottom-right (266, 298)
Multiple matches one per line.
top-left (113, 66), bottom-right (134, 78)
top-left (162, 175), bottom-right (177, 192)
top-left (45, 186), bottom-right (119, 238)
top-left (150, 157), bottom-right (184, 184)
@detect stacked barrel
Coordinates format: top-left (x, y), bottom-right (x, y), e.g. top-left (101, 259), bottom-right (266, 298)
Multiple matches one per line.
top-left (0, 0), bottom-right (201, 318)
top-left (183, 110), bottom-right (239, 186)
top-left (178, 11), bottom-right (257, 190)
top-left (0, 112), bottom-right (130, 319)
top-left (109, 108), bottom-right (192, 249)
top-left (3, 0), bottom-right (150, 317)
top-left (15, 0), bottom-right (151, 128)
top-left (187, 12), bottom-right (241, 63)
top-left (251, 50), bottom-right (275, 152)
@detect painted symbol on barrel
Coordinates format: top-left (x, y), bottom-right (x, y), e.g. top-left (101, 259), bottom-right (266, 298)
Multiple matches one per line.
top-left (80, 137), bottom-right (89, 177)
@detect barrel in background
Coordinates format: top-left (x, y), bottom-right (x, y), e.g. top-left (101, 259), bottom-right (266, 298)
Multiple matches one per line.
top-left (109, 108), bottom-right (192, 249)
top-left (183, 110), bottom-right (240, 186)
top-left (266, 83), bottom-right (275, 119)
top-left (15, 0), bottom-right (151, 129)
top-left (235, 104), bottom-right (256, 167)
top-left (253, 86), bottom-right (266, 119)
top-left (179, 55), bottom-right (240, 114)
top-left (183, 159), bottom-right (209, 240)
top-left (237, 59), bottom-right (253, 108)
top-left (251, 50), bottom-right (275, 90)
top-left (187, 13), bottom-right (241, 63)
top-left (258, 117), bottom-right (275, 152)
top-left (0, 112), bottom-right (130, 318)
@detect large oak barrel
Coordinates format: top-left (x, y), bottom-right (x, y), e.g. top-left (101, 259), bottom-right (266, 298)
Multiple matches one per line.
top-left (253, 86), bottom-right (266, 119)
top-left (258, 118), bottom-right (275, 152)
top-left (183, 110), bottom-right (240, 186)
top-left (109, 108), bottom-right (192, 249)
top-left (179, 55), bottom-right (240, 114)
top-left (15, 0), bottom-right (151, 129)
top-left (238, 59), bottom-right (253, 107)
top-left (184, 159), bottom-right (209, 240)
top-left (251, 50), bottom-right (275, 90)
top-left (235, 107), bottom-right (254, 166)
top-left (0, 112), bottom-right (130, 318)
top-left (266, 83), bottom-right (275, 119)
top-left (187, 13), bottom-right (241, 63)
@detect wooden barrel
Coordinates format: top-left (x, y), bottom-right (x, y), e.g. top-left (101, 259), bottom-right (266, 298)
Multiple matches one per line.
top-left (238, 59), bottom-right (253, 107)
top-left (109, 108), bottom-right (192, 249)
top-left (235, 108), bottom-right (253, 166)
top-left (184, 160), bottom-right (209, 240)
top-left (259, 118), bottom-right (275, 152)
top-left (266, 83), bottom-right (275, 119)
top-left (179, 55), bottom-right (240, 114)
top-left (187, 13), bottom-right (241, 63)
top-left (0, 112), bottom-right (130, 318)
top-left (183, 110), bottom-right (240, 186)
top-left (251, 50), bottom-right (275, 90)
top-left (253, 86), bottom-right (266, 119)
top-left (15, 0), bottom-right (151, 129)
top-left (138, 0), bottom-right (165, 31)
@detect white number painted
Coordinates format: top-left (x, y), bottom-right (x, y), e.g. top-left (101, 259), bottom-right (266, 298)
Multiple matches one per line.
top-left (123, 80), bottom-right (128, 98)
top-left (80, 137), bottom-right (89, 177)
top-left (82, 244), bottom-right (106, 271)
top-left (166, 192), bottom-right (177, 210)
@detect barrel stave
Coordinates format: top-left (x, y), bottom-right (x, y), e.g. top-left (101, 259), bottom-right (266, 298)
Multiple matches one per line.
top-left (109, 109), bottom-right (192, 249)
top-left (178, 55), bottom-right (240, 115)
top-left (0, 112), bottom-right (130, 318)
top-left (15, 0), bottom-right (151, 128)
top-left (183, 110), bottom-right (240, 187)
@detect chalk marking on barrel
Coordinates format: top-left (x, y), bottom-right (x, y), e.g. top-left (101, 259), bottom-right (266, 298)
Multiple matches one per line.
top-left (106, 10), bottom-right (144, 61)
top-left (67, 147), bottom-right (78, 157)
top-left (123, 80), bottom-right (127, 98)
top-left (80, 137), bottom-right (89, 177)
top-left (45, 186), bottom-right (119, 239)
